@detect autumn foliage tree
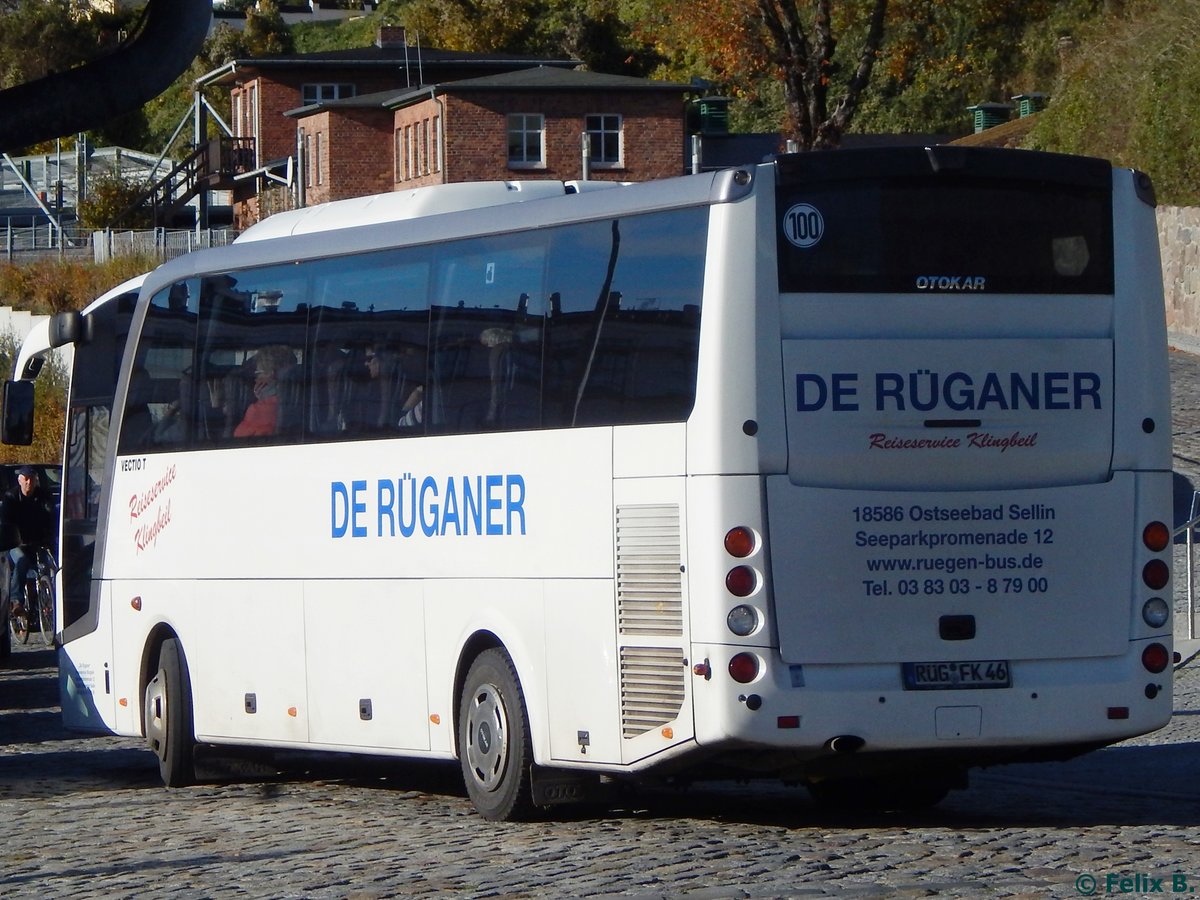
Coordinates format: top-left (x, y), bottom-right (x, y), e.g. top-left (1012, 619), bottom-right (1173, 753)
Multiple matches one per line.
top-left (637, 0), bottom-right (888, 148)
top-left (757, 0), bottom-right (887, 148)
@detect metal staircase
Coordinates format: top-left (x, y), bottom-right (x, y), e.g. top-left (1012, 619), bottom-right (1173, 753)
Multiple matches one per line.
top-left (122, 136), bottom-right (254, 227)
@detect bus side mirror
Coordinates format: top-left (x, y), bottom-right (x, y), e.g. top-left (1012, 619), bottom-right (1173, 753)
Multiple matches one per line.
top-left (49, 310), bottom-right (87, 348)
top-left (1, 380), bottom-right (35, 446)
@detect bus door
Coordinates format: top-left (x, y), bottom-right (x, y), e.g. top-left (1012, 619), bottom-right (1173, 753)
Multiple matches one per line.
top-left (59, 289), bottom-right (139, 730)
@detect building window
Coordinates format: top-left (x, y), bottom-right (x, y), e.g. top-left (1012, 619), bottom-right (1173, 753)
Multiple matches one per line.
top-left (507, 114), bottom-right (544, 167)
top-left (586, 114), bottom-right (622, 167)
top-left (422, 119), bottom-right (431, 175)
top-left (304, 133), bottom-right (313, 188)
top-left (302, 83), bottom-right (355, 105)
top-left (394, 128), bottom-right (404, 182)
top-left (433, 115), bottom-right (441, 173)
top-left (315, 132), bottom-right (322, 185)
top-left (416, 121), bottom-right (424, 177)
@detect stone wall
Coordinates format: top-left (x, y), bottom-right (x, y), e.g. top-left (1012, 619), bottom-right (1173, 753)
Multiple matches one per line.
top-left (1159, 206), bottom-right (1200, 352)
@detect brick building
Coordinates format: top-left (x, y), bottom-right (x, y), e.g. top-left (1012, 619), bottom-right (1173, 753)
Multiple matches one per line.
top-left (288, 66), bottom-right (693, 207)
top-left (192, 29), bottom-right (691, 226)
top-left (195, 27), bottom-right (580, 225)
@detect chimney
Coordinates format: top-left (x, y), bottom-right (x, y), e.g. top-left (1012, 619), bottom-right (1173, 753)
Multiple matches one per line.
top-left (965, 102), bottom-right (1013, 134)
top-left (1011, 93), bottom-right (1048, 118)
top-left (377, 25), bottom-right (406, 49)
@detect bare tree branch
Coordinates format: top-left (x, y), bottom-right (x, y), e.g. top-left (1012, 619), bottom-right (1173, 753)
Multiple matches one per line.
top-left (757, 0), bottom-right (889, 150)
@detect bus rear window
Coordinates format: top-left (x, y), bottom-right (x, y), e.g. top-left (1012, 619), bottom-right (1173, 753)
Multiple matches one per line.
top-left (776, 168), bottom-right (1114, 295)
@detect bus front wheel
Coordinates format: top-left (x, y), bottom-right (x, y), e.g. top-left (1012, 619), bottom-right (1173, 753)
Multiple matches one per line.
top-left (144, 637), bottom-right (196, 787)
top-left (457, 648), bottom-right (535, 821)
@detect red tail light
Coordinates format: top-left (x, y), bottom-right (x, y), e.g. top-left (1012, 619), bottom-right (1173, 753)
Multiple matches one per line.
top-left (1142, 560), bottom-right (1170, 591)
top-left (1142, 642), bottom-right (1169, 674)
top-left (1142, 525), bottom-right (1171, 554)
top-left (725, 566), bottom-right (756, 597)
top-left (728, 652), bottom-right (759, 684)
top-left (1142, 521), bottom-right (1170, 552)
top-left (724, 526), bottom-right (755, 558)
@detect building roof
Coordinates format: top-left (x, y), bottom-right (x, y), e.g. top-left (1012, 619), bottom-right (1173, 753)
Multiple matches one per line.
top-left (196, 45), bottom-right (578, 88)
top-left (285, 66), bottom-right (696, 119)
top-left (948, 114), bottom-right (1039, 149)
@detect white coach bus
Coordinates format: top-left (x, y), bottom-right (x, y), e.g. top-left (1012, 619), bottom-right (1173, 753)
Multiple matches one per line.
top-left (3, 147), bottom-right (1174, 819)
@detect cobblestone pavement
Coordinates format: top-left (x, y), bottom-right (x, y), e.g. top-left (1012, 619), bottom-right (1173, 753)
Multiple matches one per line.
top-left (1, 352), bottom-right (1200, 899)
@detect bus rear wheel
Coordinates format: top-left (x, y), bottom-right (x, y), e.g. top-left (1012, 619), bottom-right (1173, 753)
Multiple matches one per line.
top-left (458, 648), bottom-right (535, 821)
top-left (144, 637), bottom-right (196, 787)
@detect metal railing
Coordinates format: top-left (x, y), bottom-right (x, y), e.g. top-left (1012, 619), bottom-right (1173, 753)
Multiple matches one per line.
top-left (1, 221), bottom-right (92, 259)
top-left (1, 222), bottom-right (238, 262)
top-left (91, 227), bottom-right (237, 263)
top-left (1175, 490), bottom-right (1200, 641)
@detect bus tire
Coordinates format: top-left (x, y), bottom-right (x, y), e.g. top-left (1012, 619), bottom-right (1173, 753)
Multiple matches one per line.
top-left (144, 636), bottom-right (196, 787)
top-left (458, 648), bottom-right (536, 821)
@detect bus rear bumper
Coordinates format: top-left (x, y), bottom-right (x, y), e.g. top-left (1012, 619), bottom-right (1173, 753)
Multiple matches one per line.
top-left (686, 639), bottom-right (1173, 774)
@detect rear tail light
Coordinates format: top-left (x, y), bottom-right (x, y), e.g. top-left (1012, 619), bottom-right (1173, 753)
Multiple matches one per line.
top-left (1142, 597), bottom-right (1170, 629)
top-left (724, 526), bottom-right (755, 558)
top-left (728, 652), bottom-right (760, 684)
top-left (726, 604), bottom-right (759, 636)
top-left (1142, 642), bottom-right (1169, 674)
top-left (1142, 560), bottom-right (1170, 591)
top-left (1142, 521), bottom-right (1170, 552)
top-left (725, 565), bottom-right (756, 597)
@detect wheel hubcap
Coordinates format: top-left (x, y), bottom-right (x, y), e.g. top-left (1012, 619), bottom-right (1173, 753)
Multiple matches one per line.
top-left (465, 682), bottom-right (508, 792)
top-left (144, 670), bottom-right (168, 761)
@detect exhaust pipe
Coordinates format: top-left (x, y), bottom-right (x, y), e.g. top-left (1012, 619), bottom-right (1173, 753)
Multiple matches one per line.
top-left (827, 734), bottom-right (866, 754)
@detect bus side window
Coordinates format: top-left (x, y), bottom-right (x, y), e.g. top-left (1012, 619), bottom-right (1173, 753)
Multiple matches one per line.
top-left (118, 279), bottom-right (199, 455)
top-left (198, 269), bottom-right (308, 445)
top-left (306, 247), bottom-right (432, 440)
top-left (543, 208), bottom-right (706, 428)
top-left (429, 234), bottom-right (545, 434)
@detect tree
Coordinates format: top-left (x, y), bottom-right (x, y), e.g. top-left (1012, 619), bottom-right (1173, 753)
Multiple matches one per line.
top-left (243, 0), bottom-right (295, 57)
top-left (756, 0), bottom-right (887, 148)
top-left (850, 0), bottom-right (1074, 137)
top-left (631, 0), bottom-right (888, 148)
top-left (76, 168), bottom-right (153, 229)
top-left (0, 1), bottom-right (148, 152)
top-left (0, 0), bottom-right (94, 90)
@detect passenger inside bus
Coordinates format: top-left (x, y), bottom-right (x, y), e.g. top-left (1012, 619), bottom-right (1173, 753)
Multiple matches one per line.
top-left (233, 345), bottom-right (294, 438)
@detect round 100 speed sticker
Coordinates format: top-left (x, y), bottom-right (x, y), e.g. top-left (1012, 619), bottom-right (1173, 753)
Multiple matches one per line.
top-left (782, 202), bottom-right (824, 248)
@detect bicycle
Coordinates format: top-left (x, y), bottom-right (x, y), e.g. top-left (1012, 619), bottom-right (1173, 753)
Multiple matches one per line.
top-left (7, 545), bottom-right (56, 649)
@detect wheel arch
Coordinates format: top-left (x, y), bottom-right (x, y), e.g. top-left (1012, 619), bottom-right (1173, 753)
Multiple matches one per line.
top-left (451, 629), bottom-right (545, 763)
top-left (451, 631), bottom-right (503, 756)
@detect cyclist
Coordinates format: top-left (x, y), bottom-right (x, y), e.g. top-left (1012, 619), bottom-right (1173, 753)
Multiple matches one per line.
top-left (2, 465), bottom-right (55, 618)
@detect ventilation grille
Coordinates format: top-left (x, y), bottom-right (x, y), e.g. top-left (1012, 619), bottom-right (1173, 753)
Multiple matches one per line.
top-left (616, 504), bottom-right (683, 636)
top-left (620, 646), bottom-right (686, 739)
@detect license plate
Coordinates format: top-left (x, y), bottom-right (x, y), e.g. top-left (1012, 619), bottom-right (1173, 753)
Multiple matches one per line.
top-left (902, 660), bottom-right (1011, 690)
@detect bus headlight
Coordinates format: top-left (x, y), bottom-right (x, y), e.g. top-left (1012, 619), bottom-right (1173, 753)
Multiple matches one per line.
top-left (1142, 597), bottom-right (1170, 629)
top-left (727, 604), bottom-right (759, 637)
